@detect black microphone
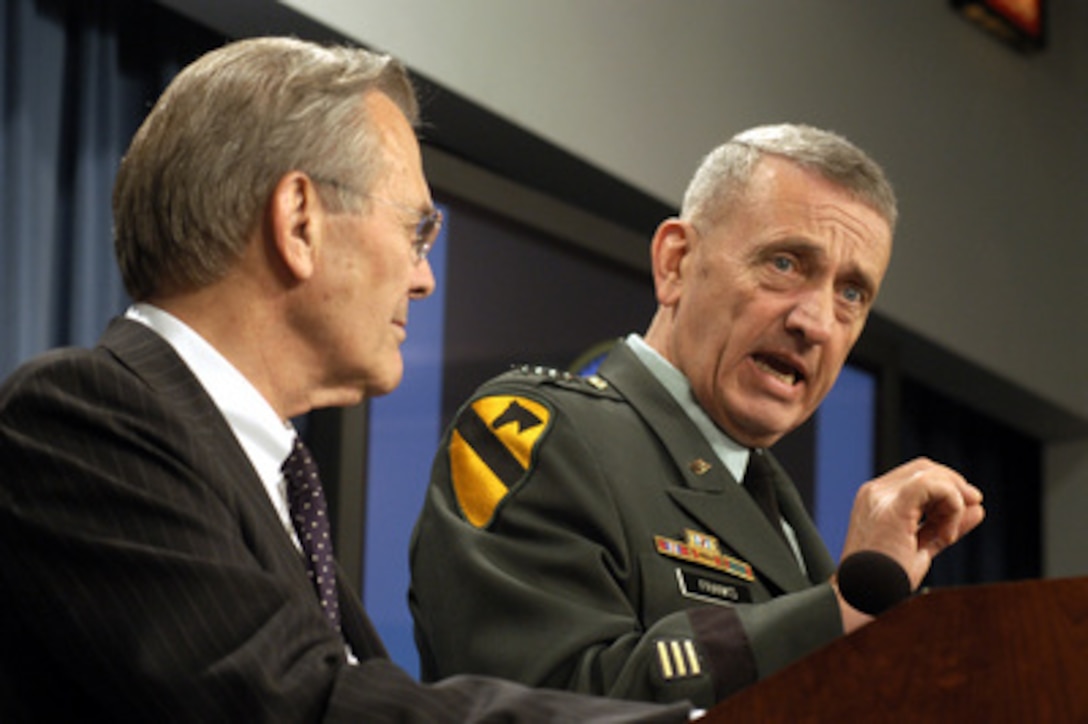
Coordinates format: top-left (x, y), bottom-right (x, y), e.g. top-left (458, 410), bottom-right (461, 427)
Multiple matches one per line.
top-left (836, 550), bottom-right (912, 616)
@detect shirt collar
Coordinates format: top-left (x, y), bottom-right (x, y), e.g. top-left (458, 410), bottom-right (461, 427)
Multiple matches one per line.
top-left (125, 303), bottom-right (296, 534)
top-left (624, 334), bottom-right (749, 483)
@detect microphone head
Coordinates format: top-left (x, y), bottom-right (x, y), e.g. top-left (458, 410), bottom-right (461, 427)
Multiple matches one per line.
top-left (837, 550), bottom-right (912, 616)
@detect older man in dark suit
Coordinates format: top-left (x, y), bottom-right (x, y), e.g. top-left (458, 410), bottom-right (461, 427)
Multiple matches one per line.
top-left (0, 36), bottom-right (690, 723)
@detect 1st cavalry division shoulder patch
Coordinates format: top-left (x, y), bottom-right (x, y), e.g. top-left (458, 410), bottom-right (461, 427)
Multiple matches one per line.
top-left (449, 395), bottom-right (552, 527)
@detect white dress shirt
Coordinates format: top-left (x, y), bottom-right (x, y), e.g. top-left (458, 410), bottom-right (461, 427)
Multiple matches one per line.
top-left (125, 303), bottom-right (300, 547)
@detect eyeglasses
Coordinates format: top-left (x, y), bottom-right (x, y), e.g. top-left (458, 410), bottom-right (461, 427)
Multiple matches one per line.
top-left (312, 175), bottom-right (442, 264)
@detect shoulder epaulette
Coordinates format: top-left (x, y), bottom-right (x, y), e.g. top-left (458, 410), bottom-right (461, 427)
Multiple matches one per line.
top-left (502, 364), bottom-right (617, 397)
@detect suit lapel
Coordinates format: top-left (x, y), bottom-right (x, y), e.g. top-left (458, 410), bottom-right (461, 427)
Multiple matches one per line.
top-left (98, 318), bottom-right (317, 591)
top-left (101, 318), bottom-right (391, 656)
top-left (599, 345), bottom-right (813, 594)
top-left (336, 565), bottom-right (388, 659)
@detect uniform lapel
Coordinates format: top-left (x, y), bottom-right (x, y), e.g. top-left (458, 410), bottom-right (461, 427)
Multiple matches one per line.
top-left (599, 344), bottom-right (813, 594)
top-left (774, 465), bottom-right (837, 582)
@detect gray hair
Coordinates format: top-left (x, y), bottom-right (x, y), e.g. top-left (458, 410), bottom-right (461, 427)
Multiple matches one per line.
top-left (680, 123), bottom-right (897, 234)
top-left (113, 36), bottom-right (418, 300)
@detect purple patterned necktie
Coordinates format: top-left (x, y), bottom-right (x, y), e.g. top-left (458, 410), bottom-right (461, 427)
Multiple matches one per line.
top-left (282, 437), bottom-right (341, 631)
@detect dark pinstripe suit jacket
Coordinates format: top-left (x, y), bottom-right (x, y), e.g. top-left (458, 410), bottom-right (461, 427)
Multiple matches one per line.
top-left (0, 318), bottom-right (688, 723)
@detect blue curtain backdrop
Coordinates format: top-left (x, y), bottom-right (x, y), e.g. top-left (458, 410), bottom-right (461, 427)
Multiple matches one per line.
top-left (0, 0), bottom-right (220, 378)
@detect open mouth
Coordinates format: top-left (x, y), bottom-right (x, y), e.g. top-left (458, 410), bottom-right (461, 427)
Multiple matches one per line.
top-left (753, 353), bottom-right (804, 387)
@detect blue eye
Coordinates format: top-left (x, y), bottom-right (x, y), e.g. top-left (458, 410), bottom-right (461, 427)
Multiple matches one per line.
top-left (772, 256), bottom-right (794, 272)
top-left (841, 286), bottom-right (864, 304)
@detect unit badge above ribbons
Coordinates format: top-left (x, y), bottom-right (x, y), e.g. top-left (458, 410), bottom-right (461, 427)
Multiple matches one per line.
top-left (655, 529), bottom-right (755, 582)
top-left (448, 395), bottom-right (552, 528)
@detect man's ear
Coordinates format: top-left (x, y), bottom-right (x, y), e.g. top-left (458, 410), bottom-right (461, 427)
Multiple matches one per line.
top-left (269, 171), bottom-right (322, 281)
top-left (650, 218), bottom-right (694, 306)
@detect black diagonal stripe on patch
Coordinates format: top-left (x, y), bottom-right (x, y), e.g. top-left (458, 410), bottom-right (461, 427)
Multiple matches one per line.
top-left (455, 404), bottom-right (528, 488)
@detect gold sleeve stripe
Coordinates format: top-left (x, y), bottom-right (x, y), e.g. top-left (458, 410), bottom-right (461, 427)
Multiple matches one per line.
top-left (684, 640), bottom-right (701, 676)
top-left (655, 638), bottom-right (703, 682)
top-left (670, 640), bottom-right (688, 677)
top-left (656, 641), bottom-right (675, 679)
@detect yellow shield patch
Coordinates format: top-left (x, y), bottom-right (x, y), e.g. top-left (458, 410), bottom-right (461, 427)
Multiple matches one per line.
top-left (449, 395), bottom-right (551, 527)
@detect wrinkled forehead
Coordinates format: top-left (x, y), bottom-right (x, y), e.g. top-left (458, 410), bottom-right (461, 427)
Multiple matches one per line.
top-left (721, 160), bottom-right (894, 277)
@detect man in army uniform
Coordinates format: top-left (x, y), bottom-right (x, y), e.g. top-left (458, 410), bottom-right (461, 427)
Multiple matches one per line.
top-left (409, 124), bottom-right (984, 709)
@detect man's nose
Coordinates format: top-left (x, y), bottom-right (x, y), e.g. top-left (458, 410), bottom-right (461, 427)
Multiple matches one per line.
top-left (410, 256), bottom-right (436, 300)
top-left (785, 286), bottom-right (834, 344)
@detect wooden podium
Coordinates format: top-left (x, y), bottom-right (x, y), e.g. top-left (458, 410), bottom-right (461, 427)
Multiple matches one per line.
top-left (702, 577), bottom-right (1088, 722)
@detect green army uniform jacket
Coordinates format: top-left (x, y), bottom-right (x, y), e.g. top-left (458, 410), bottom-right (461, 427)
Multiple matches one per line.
top-left (409, 342), bottom-right (843, 709)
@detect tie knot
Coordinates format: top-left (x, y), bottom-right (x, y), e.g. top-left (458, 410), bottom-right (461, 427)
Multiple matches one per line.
top-left (744, 448), bottom-right (774, 483)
